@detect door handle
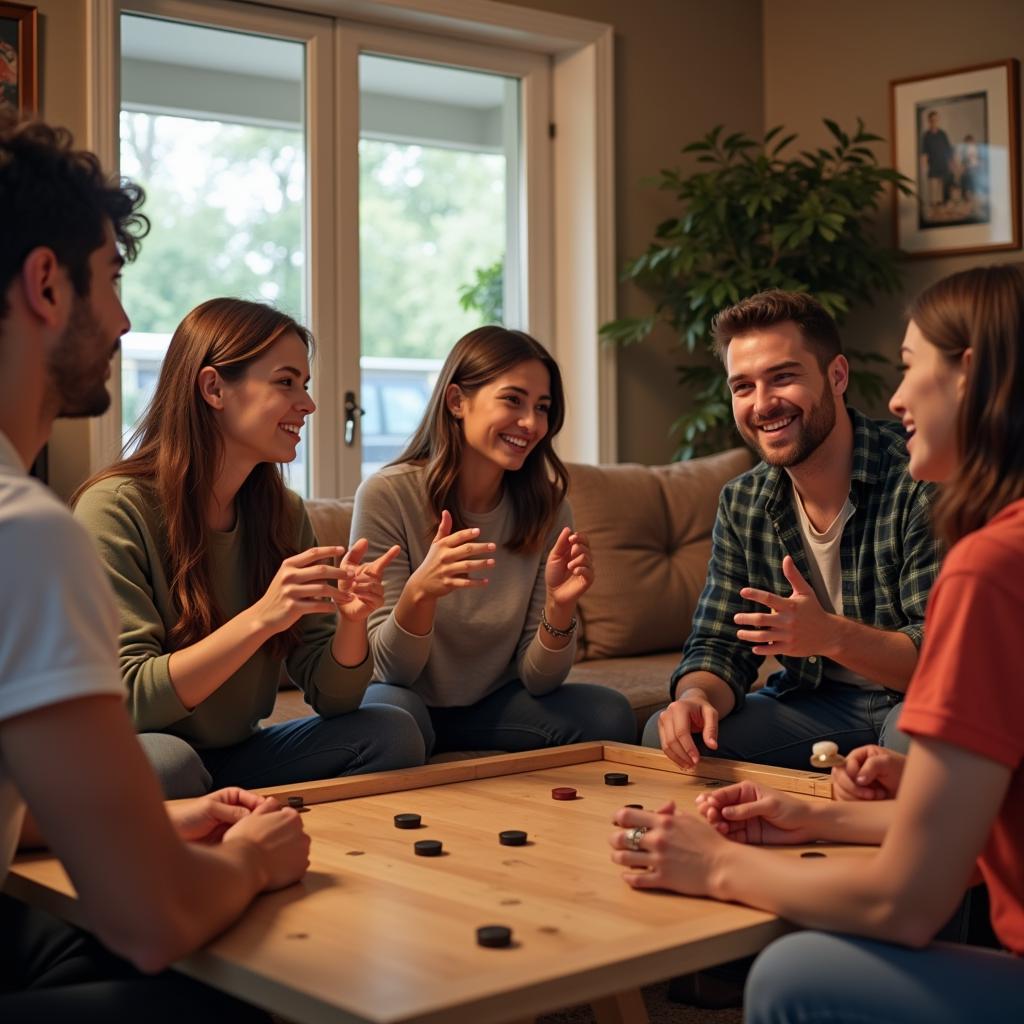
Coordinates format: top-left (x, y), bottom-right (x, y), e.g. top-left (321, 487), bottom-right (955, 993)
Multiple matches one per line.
top-left (343, 390), bottom-right (365, 447)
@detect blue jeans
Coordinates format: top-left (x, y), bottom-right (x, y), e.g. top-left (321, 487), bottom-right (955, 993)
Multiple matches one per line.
top-left (363, 680), bottom-right (636, 757)
top-left (642, 680), bottom-right (908, 770)
top-left (139, 704), bottom-right (425, 798)
top-left (745, 931), bottom-right (1024, 1024)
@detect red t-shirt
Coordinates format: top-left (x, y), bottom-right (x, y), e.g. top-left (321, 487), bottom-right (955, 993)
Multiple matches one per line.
top-left (900, 498), bottom-right (1024, 954)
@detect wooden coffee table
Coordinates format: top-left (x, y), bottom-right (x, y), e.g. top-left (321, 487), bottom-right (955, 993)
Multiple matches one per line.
top-left (6, 743), bottom-right (861, 1024)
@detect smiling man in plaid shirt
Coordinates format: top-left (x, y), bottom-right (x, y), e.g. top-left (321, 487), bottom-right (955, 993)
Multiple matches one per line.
top-left (643, 291), bottom-right (940, 771)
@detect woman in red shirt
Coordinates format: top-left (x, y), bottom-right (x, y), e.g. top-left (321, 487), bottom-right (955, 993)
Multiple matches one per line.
top-left (608, 265), bottom-right (1024, 1022)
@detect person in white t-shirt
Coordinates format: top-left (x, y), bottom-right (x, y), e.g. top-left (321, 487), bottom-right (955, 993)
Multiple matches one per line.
top-left (0, 113), bottom-right (309, 1022)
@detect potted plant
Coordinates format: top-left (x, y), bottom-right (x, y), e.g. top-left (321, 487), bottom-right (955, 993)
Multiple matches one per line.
top-left (601, 120), bottom-right (912, 457)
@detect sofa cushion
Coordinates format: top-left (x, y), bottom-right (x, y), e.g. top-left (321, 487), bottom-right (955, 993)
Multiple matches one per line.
top-left (566, 449), bottom-right (753, 661)
top-left (305, 496), bottom-right (355, 548)
top-left (566, 652), bottom-right (683, 735)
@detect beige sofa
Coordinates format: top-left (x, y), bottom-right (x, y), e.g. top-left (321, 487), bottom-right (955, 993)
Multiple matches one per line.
top-left (269, 447), bottom-right (755, 738)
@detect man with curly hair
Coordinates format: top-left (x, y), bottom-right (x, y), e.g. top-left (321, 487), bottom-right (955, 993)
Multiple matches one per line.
top-left (0, 113), bottom-right (310, 1022)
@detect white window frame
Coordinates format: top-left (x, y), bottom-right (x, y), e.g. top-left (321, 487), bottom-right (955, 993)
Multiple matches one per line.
top-left (85, 0), bottom-right (616, 496)
top-left (272, 0), bottom-right (618, 469)
top-left (87, 0), bottom-right (336, 492)
top-left (334, 21), bottom-right (550, 489)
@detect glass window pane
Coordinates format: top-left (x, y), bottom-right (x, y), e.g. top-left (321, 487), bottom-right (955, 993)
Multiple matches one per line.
top-left (119, 15), bottom-right (310, 495)
top-left (381, 382), bottom-right (430, 435)
top-left (358, 55), bottom-right (519, 479)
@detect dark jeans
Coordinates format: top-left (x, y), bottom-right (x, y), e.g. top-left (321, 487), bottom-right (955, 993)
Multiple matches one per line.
top-left (140, 703), bottom-right (425, 798)
top-left (0, 894), bottom-right (268, 1024)
top-left (364, 679), bottom-right (637, 757)
top-left (643, 680), bottom-right (909, 770)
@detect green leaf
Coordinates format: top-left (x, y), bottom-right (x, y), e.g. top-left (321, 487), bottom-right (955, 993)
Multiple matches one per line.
top-left (600, 118), bottom-right (906, 459)
top-left (824, 118), bottom-right (849, 148)
top-left (598, 315), bottom-right (656, 346)
top-left (771, 132), bottom-right (799, 156)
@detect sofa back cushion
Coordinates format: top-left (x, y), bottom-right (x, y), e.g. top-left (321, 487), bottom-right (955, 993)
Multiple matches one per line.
top-left (302, 448), bottom-right (753, 664)
top-left (304, 497), bottom-right (355, 548)
top-left (566, 448), bottom-right (753, 661)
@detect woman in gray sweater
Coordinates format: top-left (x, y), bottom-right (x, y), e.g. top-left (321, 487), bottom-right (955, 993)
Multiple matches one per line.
top-left (354, 326), bottom-right (635, 756)
top-left (74, 299), bottom-right (424, 796)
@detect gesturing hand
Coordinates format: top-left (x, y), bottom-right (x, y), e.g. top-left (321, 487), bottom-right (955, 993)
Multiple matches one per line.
top-left (251, 546), bottom-right (356, 635)
top-left (694, 781), bottom-right (817, 846)
top-left (544, 527), bottom-right (594, 608)
top-left (832, 745), bottom-right (906, 801)
top-left (333, 538), bottom-right (401, 623)
top-left (407, 510), bottom-right (496, 601)
top-left (734, 555), bottom-right (835, 657)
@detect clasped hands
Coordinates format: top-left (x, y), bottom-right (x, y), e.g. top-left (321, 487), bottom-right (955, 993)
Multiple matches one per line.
top-left (170, 787), bottom-right (310, 891)
top-left (607, 786), bottom-right (823, 894)
top-left (607, 743), bottom-right (906, 894)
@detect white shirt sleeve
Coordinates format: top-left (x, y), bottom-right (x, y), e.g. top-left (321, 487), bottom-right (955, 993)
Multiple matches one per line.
top-left (0, 487), bottom-right (122, 723)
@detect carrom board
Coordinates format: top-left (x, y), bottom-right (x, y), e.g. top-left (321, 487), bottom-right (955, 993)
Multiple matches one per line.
top-left (7, 743), bottom-right (862, 1024)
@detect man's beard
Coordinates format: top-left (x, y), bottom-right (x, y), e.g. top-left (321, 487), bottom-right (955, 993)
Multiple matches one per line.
top-left (47, 297), bottom-right (114, 418)
top-left (746, 387), bottom-right (837, 468)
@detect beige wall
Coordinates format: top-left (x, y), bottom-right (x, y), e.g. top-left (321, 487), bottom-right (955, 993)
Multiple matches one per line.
top-left (764, 0), bottom-right (1024, 415)
top-left (509, 0), bottom-right (764, 462)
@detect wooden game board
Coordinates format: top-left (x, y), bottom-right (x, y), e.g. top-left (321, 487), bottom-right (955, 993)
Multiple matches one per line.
top-left (6, 743), bottom-right (863, 1024)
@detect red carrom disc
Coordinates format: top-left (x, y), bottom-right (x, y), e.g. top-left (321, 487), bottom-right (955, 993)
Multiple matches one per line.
top-left (551, 787), bottom-right (577, 801)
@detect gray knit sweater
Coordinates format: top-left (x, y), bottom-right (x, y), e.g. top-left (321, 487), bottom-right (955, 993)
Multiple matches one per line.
top-left (351, 463), bottom-right (576, 707)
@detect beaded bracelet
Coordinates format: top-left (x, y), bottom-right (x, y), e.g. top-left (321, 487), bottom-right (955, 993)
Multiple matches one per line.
top-left (540, 608), bottom-right (577, 639)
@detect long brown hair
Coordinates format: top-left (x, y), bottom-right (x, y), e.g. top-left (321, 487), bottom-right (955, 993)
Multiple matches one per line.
top-left (909, 264), bottom-right (1024, 546)
top-left (74, 298), bottom-right (313, 656)
top-left (394, 326), bottom-right (569, 552)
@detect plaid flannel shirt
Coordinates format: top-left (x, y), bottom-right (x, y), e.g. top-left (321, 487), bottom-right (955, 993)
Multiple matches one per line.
top-left (671, 409), bottom-right (941, 708)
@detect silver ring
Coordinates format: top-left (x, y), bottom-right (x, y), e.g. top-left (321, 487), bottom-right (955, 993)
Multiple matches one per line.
top-left (625, 826), bottom-right (648, 852)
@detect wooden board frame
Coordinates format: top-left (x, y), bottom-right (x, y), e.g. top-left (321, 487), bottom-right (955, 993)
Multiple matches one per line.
top-left (256, 742), bottom-right (834, 807)
top-left (7, 745), bottom-right (841, 1024)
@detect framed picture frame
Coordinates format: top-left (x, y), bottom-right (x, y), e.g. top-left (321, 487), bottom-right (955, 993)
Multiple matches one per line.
top-left (0, 2), bottom-right (36, 114)
top-left (891, 59), bottom-right (1020, 258)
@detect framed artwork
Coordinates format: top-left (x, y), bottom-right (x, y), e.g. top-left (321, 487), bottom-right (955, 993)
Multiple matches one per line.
top-left (0, 2), bottom-right (36, 114)
top-left (891, 59), bottom-right (1020, 258)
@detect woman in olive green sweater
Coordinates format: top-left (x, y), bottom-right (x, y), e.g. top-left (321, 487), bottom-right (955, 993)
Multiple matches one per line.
top-left (74, 299), bottom-right (423, 797)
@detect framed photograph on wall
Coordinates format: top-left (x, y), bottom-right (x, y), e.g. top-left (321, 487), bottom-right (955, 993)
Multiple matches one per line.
top-left (0, 2), bottom-right (37, 114)
top-left (891, 59), bottom-right (1020, 257)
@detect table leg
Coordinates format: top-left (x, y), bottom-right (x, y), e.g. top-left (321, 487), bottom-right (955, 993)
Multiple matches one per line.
top-left (591, 987), bottom-right (649, 1024)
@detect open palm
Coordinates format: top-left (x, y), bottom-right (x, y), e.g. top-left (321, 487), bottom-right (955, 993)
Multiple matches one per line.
top-left (544, 527), bottom-right (594, 606)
